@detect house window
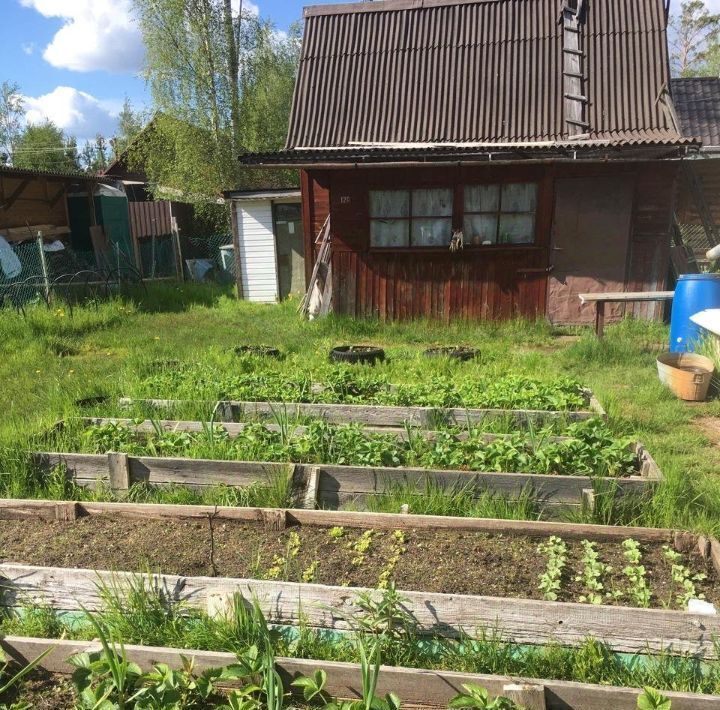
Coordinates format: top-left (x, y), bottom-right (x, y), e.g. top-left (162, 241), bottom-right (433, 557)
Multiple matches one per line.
top-left (370, 188), bottom-right (453, 247)
top-left (463, 183), bottom-right (538, 245)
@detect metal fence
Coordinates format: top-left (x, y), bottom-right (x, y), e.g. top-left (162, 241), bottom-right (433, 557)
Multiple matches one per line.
top-left (0, 238), bottom-right (142, 310)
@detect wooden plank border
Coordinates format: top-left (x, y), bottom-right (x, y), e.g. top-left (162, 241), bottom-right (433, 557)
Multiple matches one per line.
top-left (31, 449), bottom-right (659, 509)
top-left (1, 636), bottom-right (719, 709)
top-left (118, 395), bottom-right (608, 427)
top-left (0, 498), bottom-right (682, 542)
top-left (1, 562), bottom-right (719, 659)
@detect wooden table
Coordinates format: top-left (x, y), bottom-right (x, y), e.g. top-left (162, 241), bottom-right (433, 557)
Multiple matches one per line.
top-left (579, 291), bottom-right (675, 337)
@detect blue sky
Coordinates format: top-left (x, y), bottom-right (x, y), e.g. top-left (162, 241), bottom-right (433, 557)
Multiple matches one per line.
top-left (0, 0), bottom-right (334, 143)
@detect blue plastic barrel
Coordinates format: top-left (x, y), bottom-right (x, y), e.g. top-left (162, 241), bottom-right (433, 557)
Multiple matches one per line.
top-left (669, 274), bottom-right (720, 352)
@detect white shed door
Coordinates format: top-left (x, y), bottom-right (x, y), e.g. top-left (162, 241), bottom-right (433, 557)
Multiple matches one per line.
top-left (236, 200), bottom-right (278, 302)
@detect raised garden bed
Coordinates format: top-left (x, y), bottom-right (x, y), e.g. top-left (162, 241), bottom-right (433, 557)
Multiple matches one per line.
top-left (4, 635), bottom-right (720, 709)
top-left (119, 395), bottom-right (607, 427)
top-left (0, 500), bottom-right (718, 658)
top-left (33, 415), bottom-right (661, 512)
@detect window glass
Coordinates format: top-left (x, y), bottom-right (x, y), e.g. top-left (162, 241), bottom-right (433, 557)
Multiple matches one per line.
top-left (412, 218), bottom-right (453, 246)
top-left (464, 185), bottom-right (499, 213)
top-left (501, 183), bottom-right (537, 212)
top-left (412, 189), bottom-right (453, 217)
top-left (498, 214), bottom-right (535, 244)
top-left (370, 190), bottom-right (409, 218)
top-left (463, 214), bottom-right (498, 245)
top-left (370, 219), bottom-right (410, 247)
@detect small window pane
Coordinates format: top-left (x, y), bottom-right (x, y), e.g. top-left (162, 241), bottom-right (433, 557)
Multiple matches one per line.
top-left (412, 218), bottom-right (452, 246)
top-left (501, 183), bottom-right (537, 212)
top-left (412, 189), bottom-right (453, 217)
top-left (463, 215), bottom-right (498, 245)
top-left (498, 214), bottom-right (535, 244)
top-left (371, 219), bottom-right (410, 247)
top-left (465, 185), bottom-right (500, 213)
top-left (370, 190), bottom-right (409, 218)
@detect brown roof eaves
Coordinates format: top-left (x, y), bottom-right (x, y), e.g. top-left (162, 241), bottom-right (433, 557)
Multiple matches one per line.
top-left (239, 139), bottom-right (698, 168)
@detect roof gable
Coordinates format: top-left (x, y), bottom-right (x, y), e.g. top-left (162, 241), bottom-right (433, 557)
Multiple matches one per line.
top-left (285, 0), bottom-right (681, 150)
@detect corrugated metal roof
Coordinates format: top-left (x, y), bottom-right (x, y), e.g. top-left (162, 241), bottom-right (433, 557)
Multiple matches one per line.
top-left (0, 164), bottom-right (106, 181)
top-left (282, 0), bottom-right (682, 151)
top-left (672, 78), bottom-right (720, 147)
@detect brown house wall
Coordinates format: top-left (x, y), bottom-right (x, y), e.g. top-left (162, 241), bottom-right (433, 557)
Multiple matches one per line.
top-left (301, 161), bottom-right (678, 323)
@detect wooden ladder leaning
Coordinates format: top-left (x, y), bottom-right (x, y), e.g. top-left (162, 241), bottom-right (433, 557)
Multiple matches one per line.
top-left (299, 216), bottom-right (332, 319)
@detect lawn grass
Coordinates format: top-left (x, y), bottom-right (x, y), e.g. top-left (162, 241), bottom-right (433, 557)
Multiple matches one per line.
top-left (0, 283), bottom-right (719, 533)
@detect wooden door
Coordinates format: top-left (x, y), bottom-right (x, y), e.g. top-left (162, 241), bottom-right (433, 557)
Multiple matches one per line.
top-left (274, 203), bottom-right (305, 300)
top-left (547, 176), bottom-right (635, 325)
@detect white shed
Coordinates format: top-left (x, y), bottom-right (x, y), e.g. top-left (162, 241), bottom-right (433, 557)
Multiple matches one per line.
top-left (227, 189), bottom-right (303, 302)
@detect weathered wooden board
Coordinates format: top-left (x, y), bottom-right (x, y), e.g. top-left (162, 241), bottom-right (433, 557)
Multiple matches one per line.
top-left (118, 396), bottom-right (607, 426)
top-left (0, 498), bottom-right (682, 543)
top-left (1, 564), bottom-right (718, 658)
top-left (82, 417), bottom-right (574, 443)
top-left (2, 636), bottom-right (719, 709)
top-left (33, 450), bottom-right (657, 509)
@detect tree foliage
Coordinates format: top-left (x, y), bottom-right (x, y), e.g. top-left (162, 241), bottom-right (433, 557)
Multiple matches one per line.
top-left (0, 81), bottom-right (24, 164)
top-left (132, 0), bottom-right (300, 198)
top-left (670, 0), bottom-right (720, 76)
top-left (111, 98), bottom-right (147, 158)
top-left (12, 121), bottom-right (80, 173)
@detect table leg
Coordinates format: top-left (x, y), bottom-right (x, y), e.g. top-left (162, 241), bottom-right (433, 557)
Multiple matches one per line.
top-left (595, 301), bottom-right (605, 338)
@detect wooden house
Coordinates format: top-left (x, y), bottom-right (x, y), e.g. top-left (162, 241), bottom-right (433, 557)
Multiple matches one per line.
top-left (240, 0), bottom-right (696, 324)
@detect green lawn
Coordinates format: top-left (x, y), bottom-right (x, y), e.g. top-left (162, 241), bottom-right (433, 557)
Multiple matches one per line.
top-left (1, 282), bottom-right (719, 533)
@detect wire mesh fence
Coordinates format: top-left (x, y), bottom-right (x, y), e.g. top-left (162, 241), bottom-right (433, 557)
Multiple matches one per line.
top-left (0, 238), bottom-right (144, 311)
top-left (187, 233), bottom-right (235, 283)
top-left (138, 235), bottom-right (177, 279)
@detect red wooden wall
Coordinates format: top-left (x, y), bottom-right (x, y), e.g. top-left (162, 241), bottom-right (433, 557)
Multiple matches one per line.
top-left (301, 161), bottom-right (678, 322)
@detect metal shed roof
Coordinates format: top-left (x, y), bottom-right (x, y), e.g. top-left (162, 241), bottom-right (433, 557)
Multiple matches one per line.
top-left (270, 0), bottom-right (683, 161)
top-left (672, 77), bottom-right (720, 148)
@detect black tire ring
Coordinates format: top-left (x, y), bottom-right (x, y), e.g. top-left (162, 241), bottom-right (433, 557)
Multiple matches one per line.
top-left (330, 345), bottom-right (386, 365)
top-left (234, 346), bottom-right (282, 358)
top-left (424, 347), bottom-right (480, 362)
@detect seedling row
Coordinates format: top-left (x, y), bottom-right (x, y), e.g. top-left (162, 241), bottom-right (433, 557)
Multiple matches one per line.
top-left (0, 500), bottom-right (717, 659)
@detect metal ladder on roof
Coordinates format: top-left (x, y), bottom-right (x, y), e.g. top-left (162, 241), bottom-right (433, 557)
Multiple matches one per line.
top-left (562, 0), bottom-right (589, 138)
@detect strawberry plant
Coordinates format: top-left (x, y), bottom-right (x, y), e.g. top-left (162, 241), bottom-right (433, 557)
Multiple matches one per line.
top-left (622, 539), bottom-right (651, 608)
top-left (537, 536), bottom-right (567, 601)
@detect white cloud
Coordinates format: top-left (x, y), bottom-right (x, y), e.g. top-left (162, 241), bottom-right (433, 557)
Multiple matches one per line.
top-left (19, 0), bottom-right (144, 73)
top-left (21, 42), bottom-right (35, 55)
top-left (232, 0), bottom-right (260, 17)
top-left (23, 87), bottom-right (120, 142)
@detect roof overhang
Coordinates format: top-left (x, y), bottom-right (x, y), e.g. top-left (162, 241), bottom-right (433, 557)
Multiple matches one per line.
top-left (223, 188), bottom-right (302, 201)
top-left (239, 141), bottom-right (700, 169)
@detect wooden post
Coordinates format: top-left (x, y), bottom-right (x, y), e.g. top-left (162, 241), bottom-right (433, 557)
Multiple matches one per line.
top-left (503, 684), bottom-right (546, 710)
top-left (170, 213), bottom-right (184, 282)
top-left (302, 466), bottom-right (319, 510)
top-left (582, 488), bottom-right (596, 513)
top-left (595, 301), bottom-right (605, 338)
top-left (107, 452), bottom-right (130, 492)
top-left (36, 232), bottom-right (51, 302)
